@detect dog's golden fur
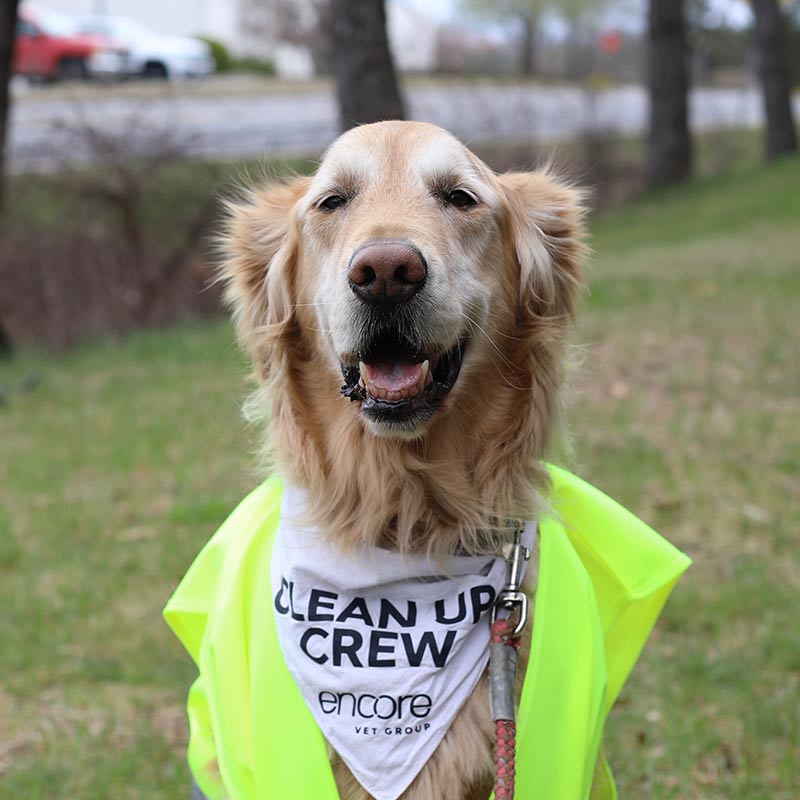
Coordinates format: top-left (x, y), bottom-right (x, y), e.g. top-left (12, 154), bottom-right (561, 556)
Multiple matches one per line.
top-left (220, 121), bottom-right (587, 800)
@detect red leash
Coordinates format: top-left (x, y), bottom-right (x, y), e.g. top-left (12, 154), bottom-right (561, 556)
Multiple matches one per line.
top-left (490, 618), bottom-right (522, 799)
top-left (489, 526), bottom-right (530, 800)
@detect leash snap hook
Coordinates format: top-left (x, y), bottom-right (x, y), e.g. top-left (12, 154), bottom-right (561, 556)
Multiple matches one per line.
top-left (489, 521), bottom-right (530, 799)
top-left (491, 523), bottom-right (530, 639)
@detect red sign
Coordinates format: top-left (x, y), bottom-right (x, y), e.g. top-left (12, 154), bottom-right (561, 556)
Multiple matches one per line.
top-left (600, 30), bottom-right (623, 55)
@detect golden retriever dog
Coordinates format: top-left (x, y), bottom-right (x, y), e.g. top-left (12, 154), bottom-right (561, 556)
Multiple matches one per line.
top-left (220, 120), bottom-right (587, 800)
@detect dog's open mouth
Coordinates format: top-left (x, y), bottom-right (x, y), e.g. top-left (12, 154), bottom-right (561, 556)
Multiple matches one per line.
top-left (340, 331), bottom-right (468, 428)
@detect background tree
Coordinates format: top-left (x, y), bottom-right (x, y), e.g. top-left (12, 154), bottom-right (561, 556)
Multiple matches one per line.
top-left (752, 0), bottom-right (798, 160)
top-left (647, 0), bottom-right (692, 185)
top-left (241, 0), bottom-right (332, 76)
top-left (554, 0), bottom-right (620, 78)
top-left (461, 0), bottom-right (545, 75)
top-left (328, 0), bottom-right (405, 131)
top-left (0, 0), bottom-right (20, 214)
top-left (275, 0), bottom-right (331, 75)
top-left (0, 0), bottom-right (19, 355)
top-left (461, 0), bottom-right (625, 78)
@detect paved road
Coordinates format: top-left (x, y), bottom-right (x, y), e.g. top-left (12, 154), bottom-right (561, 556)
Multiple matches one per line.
top-left (8, 81), bottom-right (796, 170)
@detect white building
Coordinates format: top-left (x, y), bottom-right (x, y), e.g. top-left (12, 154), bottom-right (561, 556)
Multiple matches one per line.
top-left (388, 0), bottom-right (440, 73)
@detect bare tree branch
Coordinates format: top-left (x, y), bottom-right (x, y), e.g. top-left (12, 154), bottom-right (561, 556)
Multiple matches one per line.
top-left (752, 0), bottom-right (798, 160)
top-left (647, 0), bottom-right (692, 185)
top-left (0, 0), bottom-right (21, 214)
top-left (329, 0), bottom-right (405, 130)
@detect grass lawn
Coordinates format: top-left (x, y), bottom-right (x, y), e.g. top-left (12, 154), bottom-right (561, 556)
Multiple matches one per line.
top-left (1, 156), bottom-right (798, 798)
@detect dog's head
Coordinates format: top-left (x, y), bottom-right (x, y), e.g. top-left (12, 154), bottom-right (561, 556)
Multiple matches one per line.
top-left (223, 121), bottom-right (587, 448)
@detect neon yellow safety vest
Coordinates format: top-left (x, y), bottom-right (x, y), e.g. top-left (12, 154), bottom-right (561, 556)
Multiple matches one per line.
top-left (164, 466), bottom-right (690, 800)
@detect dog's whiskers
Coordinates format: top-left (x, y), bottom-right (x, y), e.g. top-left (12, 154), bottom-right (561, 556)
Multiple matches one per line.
top-left (461, 312), bottom-right (529, 392)
top-left (472, 308), bottom-right (526, 342)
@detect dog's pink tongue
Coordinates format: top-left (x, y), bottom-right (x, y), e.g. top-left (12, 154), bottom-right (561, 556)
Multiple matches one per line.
top-left (363, 359), bottom-right (423, 391)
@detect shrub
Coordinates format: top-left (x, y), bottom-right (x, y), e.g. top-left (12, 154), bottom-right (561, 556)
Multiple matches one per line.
top-left (197, 36), bottom-right (234, 72)
top-left (0, 119), bottom-right (226, 349)
top-left (231, 56), bottom-right (277, 76)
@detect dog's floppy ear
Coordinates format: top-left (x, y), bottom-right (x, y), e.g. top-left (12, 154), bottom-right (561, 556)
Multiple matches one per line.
top-left (498, 171), bottom-right (588, 322)
top-left (219, 175), bottom-right (312, 370)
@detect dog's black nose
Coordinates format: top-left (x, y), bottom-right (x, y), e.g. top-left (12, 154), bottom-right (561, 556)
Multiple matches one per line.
top-left (348, 241), bottom-right (427, 308)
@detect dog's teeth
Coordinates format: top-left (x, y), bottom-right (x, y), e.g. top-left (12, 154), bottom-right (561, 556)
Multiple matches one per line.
top-left (420, 359), bottom-right (430, 387)
top-left (359, 362), bottom-right (368, 384)
top-left (409, 385), bottom-right (419, 397)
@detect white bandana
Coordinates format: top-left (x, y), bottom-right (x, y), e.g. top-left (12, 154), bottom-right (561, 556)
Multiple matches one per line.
top-left (271, 485), bottom-right (535, 800)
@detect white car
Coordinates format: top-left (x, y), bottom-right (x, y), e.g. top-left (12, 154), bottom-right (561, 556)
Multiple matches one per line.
top-left (76, 16), bottom-right (214, 80)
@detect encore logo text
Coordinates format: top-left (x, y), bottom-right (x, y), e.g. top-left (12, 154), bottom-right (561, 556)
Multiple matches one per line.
top-left (318, 690), bottom-right (434, 736)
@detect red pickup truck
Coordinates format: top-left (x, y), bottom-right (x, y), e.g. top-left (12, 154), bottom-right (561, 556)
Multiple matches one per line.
top-left (14, 5), bottom-right (129, 81)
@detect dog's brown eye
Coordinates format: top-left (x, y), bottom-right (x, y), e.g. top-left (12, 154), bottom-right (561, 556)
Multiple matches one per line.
top-left (319, 194), bottom-right (348, 212)
top-left (444, 189), bottom-right (478, 210)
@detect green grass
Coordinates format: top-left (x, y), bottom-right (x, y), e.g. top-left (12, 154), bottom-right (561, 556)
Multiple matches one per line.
top-left (575, 156), bottom-right (800, 798)
top-left (1, 156), bottom-right (799, 798)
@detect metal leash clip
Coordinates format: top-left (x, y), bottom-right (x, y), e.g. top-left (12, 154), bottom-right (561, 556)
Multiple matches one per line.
top-left (491, 522), bottom-right (530, 638)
